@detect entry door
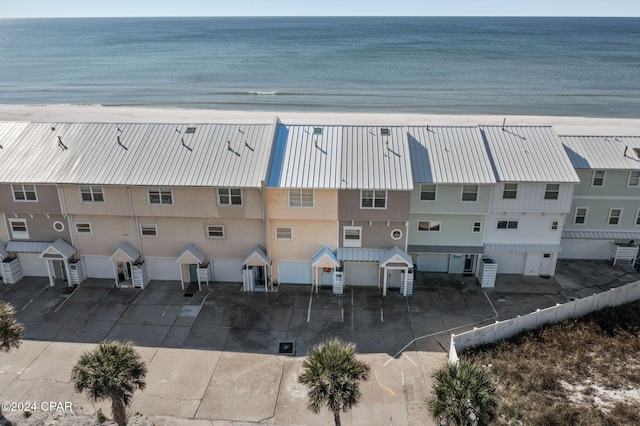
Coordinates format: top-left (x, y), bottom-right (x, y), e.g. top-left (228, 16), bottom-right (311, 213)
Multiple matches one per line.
top-left (540, 253), bottom-right (553, 276)
top-left (463, 255), bottom-right (475, 274)
top-left (189, 264), bottom-right (198, 283)
top-left (387, 269), bottom-right (402, 289)
top-left (320, 269), bottom-right (333, 286)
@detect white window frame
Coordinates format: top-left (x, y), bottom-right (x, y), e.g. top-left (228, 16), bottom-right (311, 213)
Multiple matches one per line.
top-left (12, 184), bottom-right (37, 202)
top-left (608, 208), bottom-right (623, 226)
top-left (218, 188), bottom-right (243, 206)
top-left (472, 221), bottom-right (482, 233)
top-left (288, 189), bottom-right (314, 207)
top-left (148, 187), bottom-right (173, 205)
top-left (574, 207), bottom-right (588, 225)
top-left (497, 220), bottom-right (519, 230)
top-left (343, 226), bottom-right (362, 248)
top-left (360, 190), bottom-right (387, 209)
top-left (635, 208), bottom-right (640, 226)
top-left (502, 183), bottom-right (518, 199)
top-left (275, 226), bottom-right (293, 241)
top-left (8, 218), bottom-right (29, 239)
top-left (592, 170), bottom-right (605, 187)
top-left (461, 185), bottom-right (479, 202)
top-left (419, 184), bottom-right (437, 201)
top-left (390, 229), bottom-right (403, 240)
top-left (551, 220), bottom-right (559, 231)
top-left (206, 225), bottom-right (225, 239)
top-left (417, 220), bottom-right (442, 232)
top-left (74, 222), bottom-right (93, 235)
top-left (544, 184), bottom-right (560, 200)
top-left (628, 171), bottom-right (640, 187)
top-left (139, 223), bottom-right (158, 237)
top-left (80, 185), bottom-right (105, 203)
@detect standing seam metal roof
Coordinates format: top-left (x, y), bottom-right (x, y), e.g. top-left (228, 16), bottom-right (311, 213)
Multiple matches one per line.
top-left (560, 136), bottom-right (640, 170)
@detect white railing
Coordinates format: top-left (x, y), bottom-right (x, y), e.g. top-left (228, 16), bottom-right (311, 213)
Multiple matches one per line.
top-left (449, 280), bottom-right (640, 364)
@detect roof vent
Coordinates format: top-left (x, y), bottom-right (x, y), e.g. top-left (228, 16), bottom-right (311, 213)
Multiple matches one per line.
top-left (380, 128), bottom-right (390, 136)
top-left (313, 127), bottom-right (323, 135)
top-left (186, 127), bottom-right (196, 134)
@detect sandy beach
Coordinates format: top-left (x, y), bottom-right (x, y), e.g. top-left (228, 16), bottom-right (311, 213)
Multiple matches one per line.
top-left (0, 104), bottom-right (639, 136)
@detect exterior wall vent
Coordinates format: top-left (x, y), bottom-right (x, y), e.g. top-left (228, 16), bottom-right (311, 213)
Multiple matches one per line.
top-left (380, 128), bottom-right (390, 136)
top-left (313, 127), bottom-right (323, 135)
top-left (186, 127), bottom-right (196, 134)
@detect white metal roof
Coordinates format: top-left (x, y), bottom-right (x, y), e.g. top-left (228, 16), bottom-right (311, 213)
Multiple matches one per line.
top-left (311, 244), bottom-right (340, 267)
top-left (243, 245), bottom-right (271, 266)
top-left (407, 126), bottom-right (496, 184)
top-left (484, 243), bottom-right (561, 253)
top-left (176, 243), bottom-right (207, 265)
top-left (41, 238), bottom-right (77, 259)
top-left (481, 126), bottom-right (580, 183)
top-left (337, 248), bottom-right (387, 262)
top-left (268, 125), bottom-right (413, 190)
top-left (379, 246), bottom-right (412, 267)
top-left (560, 136), bottom-right (640, 170)
top-left (6, 241), bottom-right (51, 253)
top-left (110, 240), bottom-right (141, 262)
top-left (562, 230), bottom-right (640, 240)
top-left (0, 122), bottom-right (275, 187)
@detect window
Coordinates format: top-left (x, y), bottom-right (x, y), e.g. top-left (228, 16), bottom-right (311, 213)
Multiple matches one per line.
top-left (148, 187), bottom-right (172, 205)
top-left (543, 253), bottom-right (552, 258)
top-left (80, 186), bottom-right (104, 202)
top-left (472, 221), bottom-right (482, 233)
top-left (289, 189), bottom-right (314, 207)
top-left (275, 227), bottom-right (293, 240)
top-left (502, 183), bottom-right (517, 199)
top-left (628, 171), bottom-right (640, 187)
top-left (391, 229), bottom-right (403, 240)
top-left (343, 226), bottom-right (362, 247)
top-left (636, 208), bottom-right (640, 226)
top-left (608, 208), bottom-right (622, 226)
top-left (592, 170), bottom-right (605, 187)
top-left (551, 220), bottom-right (559, 231)
top-left (420, 184), bottom-right (436, 201)
top-left (544, 184), bottom-right (559, 200)
top-left (8, 219), bottom-right (28, 239)
top-left (462, 185), bottom-right (479, 202)
top-left (417, 220), bottom-right (442, 232)
top-left (361, 190), bottom-right (386, 209)
top-left (12, 184), bottom-right (37, 202)
top-left (140, 223), bottom-right (158, 237)
top-left (53, 221), bottom-right (65, 232)
top-left (497, 220), bottom-right (518, 229)
top-left (74, 222), bottom-right (93, 235)
top-left (206, 225), bottom-right (225, 239)
top-left (574, 207), bottom-right (588, 225)
top-left (218, 188), bottom-right (242, 206)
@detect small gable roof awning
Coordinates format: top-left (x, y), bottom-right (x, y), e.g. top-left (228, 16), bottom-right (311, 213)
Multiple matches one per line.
top-left (39, 238), bottom-right (76, 260)
top-left (7, 241), bottom-right (51, 254)
top-left (311, 244), bottom-right (340, 268)
top-left (110, 240), bottom-right (141, 263)
top-left (243, 245), bottom-right (271, 266)
top-left (379, 246), bottom-right (413, 268)
top-left (176, 243), bottom-right (207, 265)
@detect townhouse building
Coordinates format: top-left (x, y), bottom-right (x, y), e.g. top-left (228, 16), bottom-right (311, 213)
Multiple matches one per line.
top-left (480, 126), bottom-right (580, 276)
top-left (406, 126), bottom-right (495, 275)
top-left (0, 122), bottom-right (276, 289)
top-left (559, 136), bottom-right (640, 263)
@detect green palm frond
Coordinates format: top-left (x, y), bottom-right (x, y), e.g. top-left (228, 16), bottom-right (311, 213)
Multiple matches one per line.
top-left (0, 302), bottom-right (23, 353)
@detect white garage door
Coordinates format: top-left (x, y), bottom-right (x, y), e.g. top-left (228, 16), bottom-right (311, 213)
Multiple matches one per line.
top-left (82, 255), bottom-right (113, 279)
top-left (17, 253), bottom-right (49, 277)
top-left (146, 257), bottom-right (181, 281)
top-left (417, 253), bottom-right (450, 272)
top-left (278, 261), bottom-right (312, 284)
top-left (214, 259), bottom-right (243, 283)
top-left (344, 262), bottom-right (380, 287)
top-left (491, 252), bottom-right (526, 274)
top-left (559, 239), bottom-right (612, 260)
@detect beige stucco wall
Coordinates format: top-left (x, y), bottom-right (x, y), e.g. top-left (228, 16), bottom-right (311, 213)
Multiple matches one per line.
top-left (70, 214), bottom-right (138, 256)
top-left (266, 188), bottom-right (338, 220)
top-left (62, 186), bottom-right (132, 216)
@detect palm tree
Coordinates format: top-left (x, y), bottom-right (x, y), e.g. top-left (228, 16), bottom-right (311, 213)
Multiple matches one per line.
top-left (298, 338), bottom-right (371, 426)
top-left (71, 340), bottom-right (147, 426)
top-left (427, 360), bottom-right (498, 426)
top-left (0, 302), bottom-right (24, 426)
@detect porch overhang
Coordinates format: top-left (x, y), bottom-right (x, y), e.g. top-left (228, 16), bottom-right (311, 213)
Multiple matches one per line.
top-left (337, 248), bottom-right (386, 262)
top-left (379, 246), bottom-right (413, 268)
top-left (311, 244), bottom-right (339, 268)
top-left (243, 245), bottom-right (271, 267)
top-left (562, 230), bottom-right (640, 241)
top-left (6, 241), bottom-right (50, 254)
top-left (484, 243), bottom-right (561, 253)
top-left (110, 240), bottom-right (141, 263)
top-left (176, 243), bottom-right (207, 265)
top-left (408, 244), bottom-right (484, 254)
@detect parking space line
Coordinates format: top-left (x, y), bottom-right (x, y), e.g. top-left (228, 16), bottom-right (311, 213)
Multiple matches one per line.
top-left (350, 288), bottom-right (354, 331)
top-left (53, 286), bottom-right (79, 313)
top-left (306, 292), bottom-right (313, 322)
top-left (380, 308), bottom-right (384, 323)
top-left (484, 291), bottom-right (499, 318)
top-left (21, 283), bottom-right (51, 312)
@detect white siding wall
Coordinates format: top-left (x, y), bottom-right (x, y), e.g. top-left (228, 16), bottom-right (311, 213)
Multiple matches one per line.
top-left (490, 183), bottom-right (574, 213)
top-left (483, 212), bottom-right (564, 245)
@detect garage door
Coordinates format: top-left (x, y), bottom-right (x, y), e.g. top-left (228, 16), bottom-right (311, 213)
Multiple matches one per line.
top-left (146, 257), bottom-right (181, 281)
top-left (214, 259), bottom-right (243, 282)
top-left (278, 261), bottom-right (312, 284)
top-left (490, 252), bottom-right (526, 274)
top-left (17, 253), bottom-right (49, 277)
top-left (417, 253), bottom-right (450, 272)
top-left (344, 262), bottom-right (380, 287)
top-left (560, 239), bottom-right (612, 260)
top-left (82, 255), bottom-right (113, 279)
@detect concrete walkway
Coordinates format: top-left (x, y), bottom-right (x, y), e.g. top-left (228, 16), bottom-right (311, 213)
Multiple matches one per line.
top-left (1, 259), bottom-right (638, 425)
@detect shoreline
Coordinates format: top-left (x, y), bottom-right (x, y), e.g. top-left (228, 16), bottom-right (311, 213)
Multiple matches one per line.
top-left (0, 104), bottom-right (639, 135)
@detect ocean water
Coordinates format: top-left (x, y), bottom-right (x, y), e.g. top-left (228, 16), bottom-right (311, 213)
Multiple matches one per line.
top-left (0, 16), bottom-right (639, 117)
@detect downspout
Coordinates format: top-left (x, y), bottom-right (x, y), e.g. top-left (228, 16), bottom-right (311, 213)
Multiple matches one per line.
top-left (128, 187), bottom-right (143, 257)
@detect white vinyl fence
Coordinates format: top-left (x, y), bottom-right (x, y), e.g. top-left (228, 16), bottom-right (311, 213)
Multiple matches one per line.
top-left (449, 280), bottom-right (640, 364)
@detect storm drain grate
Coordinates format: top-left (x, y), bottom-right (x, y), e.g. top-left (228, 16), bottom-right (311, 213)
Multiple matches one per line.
top-left (278, 341), bottom-right (295, 355)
